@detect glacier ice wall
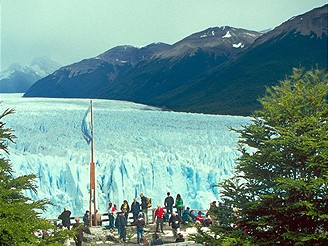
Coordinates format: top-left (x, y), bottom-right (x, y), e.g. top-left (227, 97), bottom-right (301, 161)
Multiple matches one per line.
top-left (0, 94), bottom-right (250, 218)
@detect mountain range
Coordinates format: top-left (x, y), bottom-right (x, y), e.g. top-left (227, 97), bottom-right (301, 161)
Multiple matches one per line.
top-left (24, 4), bottom-right (328, 116)
top-left (0, 57), bottom-right (61, 93)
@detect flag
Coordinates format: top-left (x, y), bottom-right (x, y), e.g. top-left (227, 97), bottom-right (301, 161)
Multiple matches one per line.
top-left (81, 106), bottom-right (92, 145)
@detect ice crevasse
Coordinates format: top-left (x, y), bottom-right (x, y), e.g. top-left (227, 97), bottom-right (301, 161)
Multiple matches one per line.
top-left (0, 94), bottom-right (250, 218)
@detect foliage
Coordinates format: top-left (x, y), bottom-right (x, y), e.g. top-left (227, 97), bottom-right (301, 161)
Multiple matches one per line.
top-left (126, 227), bottom-right (135, 242)
top-left (194, 68), bottom-right (328, 245)
top-left (0, 105), bottom-right (73, 245)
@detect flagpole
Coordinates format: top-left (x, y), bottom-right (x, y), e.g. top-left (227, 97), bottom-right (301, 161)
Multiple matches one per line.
top-left (89, 99), bottom-right (96, 226)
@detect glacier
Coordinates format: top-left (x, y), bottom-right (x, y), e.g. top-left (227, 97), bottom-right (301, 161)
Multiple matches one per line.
top-left (0, 94), bottom-right (250, 219)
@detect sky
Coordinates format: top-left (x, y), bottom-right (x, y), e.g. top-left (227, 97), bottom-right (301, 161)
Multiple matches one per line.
top-left (0, 0), bottom-right (327, 71)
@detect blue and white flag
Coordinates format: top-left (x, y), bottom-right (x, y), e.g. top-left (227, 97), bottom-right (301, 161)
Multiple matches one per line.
top-left (81, 106), bottom-right (92, 145)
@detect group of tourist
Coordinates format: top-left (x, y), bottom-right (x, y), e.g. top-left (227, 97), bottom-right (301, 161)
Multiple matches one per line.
top-left (182, 206), bottom-right (213, 226)
top-left (105, 192), bottom-right (149, 243)
top-left (105, 191), bottom-right (187, 244)
top-left (56, 192), bottom-right (221, 245)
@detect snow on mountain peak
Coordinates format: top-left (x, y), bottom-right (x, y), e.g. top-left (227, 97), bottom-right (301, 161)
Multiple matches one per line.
top-left (232, 42), bottom-right (245, 48)
top-left (0, 63), bottom-right (31, 80)
top-left (1, 57), bottom-right (61, 79)
top-left (30, 56), bottom-right (61, 76)
top-left (222, 31), bottom-right (232, 38)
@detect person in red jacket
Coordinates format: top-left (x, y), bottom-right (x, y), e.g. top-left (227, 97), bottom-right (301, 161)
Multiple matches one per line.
top-left (195, 211), bottom-right (205, 224)
top-left (154, 205), bottom-right (165, 233)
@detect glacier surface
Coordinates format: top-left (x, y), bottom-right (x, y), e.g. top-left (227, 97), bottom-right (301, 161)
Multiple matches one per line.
top-left (0, 94), bottom-right (250, 219)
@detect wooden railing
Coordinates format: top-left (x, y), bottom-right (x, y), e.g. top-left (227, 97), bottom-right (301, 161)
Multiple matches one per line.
top-left (50, 209), bottom-right (155, 227)
top-left (51, 209), bottom-right (209, 227)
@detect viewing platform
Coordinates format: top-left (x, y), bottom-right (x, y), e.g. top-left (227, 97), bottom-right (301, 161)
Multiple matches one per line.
top-left (50, 209), bottom-right (209, 245)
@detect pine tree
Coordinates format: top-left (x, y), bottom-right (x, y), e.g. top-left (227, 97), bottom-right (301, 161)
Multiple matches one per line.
top-left (0, 106), bottom-right (73, 245)
top-left (192, 68), bottom-right (328, 245)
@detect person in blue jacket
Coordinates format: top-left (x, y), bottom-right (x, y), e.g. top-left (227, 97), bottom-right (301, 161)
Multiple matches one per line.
top-left (130, 198), bottom-right (140, 225)
top-left (182, 207), bottom-right (193, 223)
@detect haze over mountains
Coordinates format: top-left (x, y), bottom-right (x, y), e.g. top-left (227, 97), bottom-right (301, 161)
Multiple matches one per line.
top-left (23, 4), bottom-right (328, 115)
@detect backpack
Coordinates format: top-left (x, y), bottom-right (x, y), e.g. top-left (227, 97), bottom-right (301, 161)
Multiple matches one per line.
top-left (147, 197), bottom-right (152, 208)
